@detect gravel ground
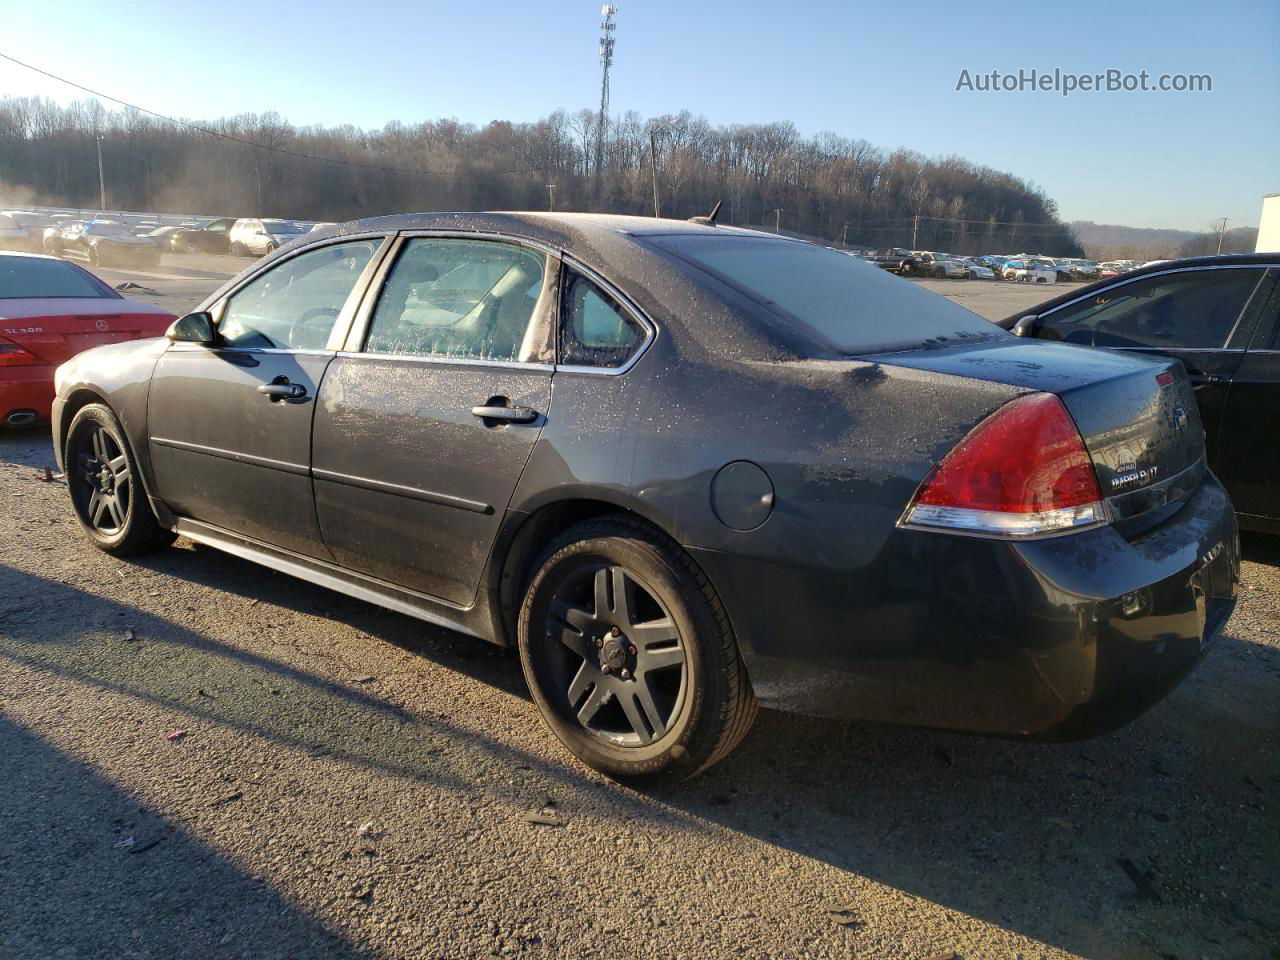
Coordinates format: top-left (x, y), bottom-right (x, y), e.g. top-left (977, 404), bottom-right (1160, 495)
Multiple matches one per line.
top-left (0, 257), bottom-right (1276, 960)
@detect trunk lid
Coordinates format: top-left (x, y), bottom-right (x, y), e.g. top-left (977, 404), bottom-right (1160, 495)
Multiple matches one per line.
top-left (0, 298), bottom-right (175, 364)
top-left (869, 337), bottom-right (1206, 530)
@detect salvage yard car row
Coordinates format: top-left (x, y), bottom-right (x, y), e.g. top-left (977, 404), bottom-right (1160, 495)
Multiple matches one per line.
top-left (862, 247), bottom-right (1120, 283)
top-left (0, 207), bottom-right (334, 260)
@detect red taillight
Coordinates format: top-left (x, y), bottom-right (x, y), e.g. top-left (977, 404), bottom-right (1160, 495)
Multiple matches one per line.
top-left (901, 392), bottom-right (1106, 538)
top-left (0, 340), bottom-right (42, 367)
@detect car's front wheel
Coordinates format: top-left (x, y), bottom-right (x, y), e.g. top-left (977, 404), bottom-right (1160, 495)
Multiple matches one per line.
top-left (518, 518), bottom-right (756, 783)
top-left (65, 404), bottom-right (175, 557)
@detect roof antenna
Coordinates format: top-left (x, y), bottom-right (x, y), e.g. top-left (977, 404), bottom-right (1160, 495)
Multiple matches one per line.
top-left (688, 200), bottom-right (722, 227)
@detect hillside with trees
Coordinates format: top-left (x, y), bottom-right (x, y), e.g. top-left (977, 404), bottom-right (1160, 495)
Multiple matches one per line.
top-left (0, 96), bottom-right (1083, 255)
top-left (1071, 220), bottom-right (1259, 261)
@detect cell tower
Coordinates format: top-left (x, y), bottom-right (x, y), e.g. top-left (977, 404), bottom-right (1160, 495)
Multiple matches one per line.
top-left (595, 4), bottom-right (617, 186)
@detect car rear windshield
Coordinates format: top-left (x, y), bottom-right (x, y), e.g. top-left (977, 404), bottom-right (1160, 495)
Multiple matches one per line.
top-left (0, 257), bottom-right (112, 299)
top-left (644, 234), bottom-right (999, 354)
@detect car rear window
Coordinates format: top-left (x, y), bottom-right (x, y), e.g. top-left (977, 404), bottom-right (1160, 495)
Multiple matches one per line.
top-left (644, 234), bottom-right (999, 354)
top-left (0, 257), bottom-right (113, 299)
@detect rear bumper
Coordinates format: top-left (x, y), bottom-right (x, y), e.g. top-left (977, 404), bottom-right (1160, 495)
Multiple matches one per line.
top-left (691, 474), bottom-right (1239, 739)
top-left (0, 366), bottom-right (55, 423)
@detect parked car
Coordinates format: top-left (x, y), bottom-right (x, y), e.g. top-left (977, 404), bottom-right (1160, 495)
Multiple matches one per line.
top-left (1, 211), bottom-right (55, 252)
top-left (1002, 258), bottom-right (1057, 283)
top-left (1064, 258), bottom-right (1101, 281)
top-left (865, 247), bottom-right (917, 272)
top-left (229, 218), bottom-right (306, 257)
top-left (170, 217), bottom-right (236, 254)
top-left (44, 220), bottom-right (162, 267)
top-left (0, 213), bottom-right (39, 253)
top-left (960, 258), bottom-right (996, 280)
top-left (130, 221), bottom-right (162, 236)
top-left (136, 225), bottom-right (185, 251)
top-left (999, 253), bottom-right (1280, 533)
top-left (904, 251), bottom-right (967, 279)
top-left (51, 213), bottom-right (1239, 781)
top-left (0, 251), bottom-right (174, 426)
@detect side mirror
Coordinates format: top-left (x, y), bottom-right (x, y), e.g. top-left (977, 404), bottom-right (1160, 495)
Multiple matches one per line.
top-left (166, 311), bottom-right (217, 345)
top-left (1011, 315), bottom-right (1039, 337)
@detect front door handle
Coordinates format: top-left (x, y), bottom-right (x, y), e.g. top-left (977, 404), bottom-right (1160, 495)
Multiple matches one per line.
top-left (257, 381), bottom-right (307, 401)
top-left (471, 403), bottom-right (537, 424)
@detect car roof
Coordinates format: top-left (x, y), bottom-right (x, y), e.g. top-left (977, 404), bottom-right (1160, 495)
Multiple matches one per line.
top-left (311, 210), bottom-right (774, 249)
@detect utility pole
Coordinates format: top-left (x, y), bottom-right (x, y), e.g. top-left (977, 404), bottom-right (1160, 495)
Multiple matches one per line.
top-left (649, 126), bottom-right (661, 217)
top-left (1215, 217), bottom-right (1228, 254)
top-left (911, 213), bottom-right (920, 249)
top-left (594, 5), bottom-right (617, 204)
top-left (546, 183), bottom-right (556, 212)
top-left (96, 134), bottom-right (106, 211)
top-left (773, 208), bottom-right (783, 233)
top-left (841, 221), bottom-right (850, 247)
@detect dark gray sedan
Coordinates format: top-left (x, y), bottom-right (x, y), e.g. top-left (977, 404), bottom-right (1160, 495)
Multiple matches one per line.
top-left (50, 213), bottom-right (1239, 781)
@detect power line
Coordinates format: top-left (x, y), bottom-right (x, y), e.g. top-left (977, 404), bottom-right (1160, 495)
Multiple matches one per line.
top-left (0, 49), bottom-right (520, 182)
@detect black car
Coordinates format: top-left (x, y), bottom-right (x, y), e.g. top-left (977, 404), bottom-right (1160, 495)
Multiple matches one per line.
top-left (999, 253), bottom-right (1280, 533)
top-left (43, 220), bottom-right (162, 267)
top-left (50, 213), bottom-right (1239, 781)
top-left (170, 217), bottom-right (236, 254)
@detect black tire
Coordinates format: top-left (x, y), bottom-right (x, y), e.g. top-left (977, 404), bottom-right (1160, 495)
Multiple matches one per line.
top-left (933, 266), bottom-right (945, 279)
top-left (64, 404), bottom-right (175, 557)
top-left (517, 517), bottom-right (756, 783)
top-left (899, 261), bottom-right (914, 276)
top-left (230, 241), bottom-right (245, 257)
top-left (265, 241), bottom-right (278, 254)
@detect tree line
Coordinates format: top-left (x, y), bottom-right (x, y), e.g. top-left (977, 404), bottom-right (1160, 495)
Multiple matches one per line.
top-left (0, 96), bottom-right (1084, 256)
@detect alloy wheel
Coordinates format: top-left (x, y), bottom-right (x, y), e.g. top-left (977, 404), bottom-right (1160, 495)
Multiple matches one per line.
top-left (73, 426), bottom-right (131, 534)
top-left (545, 564), bottom-right (687, 747)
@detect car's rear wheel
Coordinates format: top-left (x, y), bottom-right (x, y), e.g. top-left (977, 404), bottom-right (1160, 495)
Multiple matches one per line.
top-left (65, 404), bottom-right (175, 557)
top-left (231, 241), bottom-right (246, 256)
top-left (517, 517), bottom-right (756, 783)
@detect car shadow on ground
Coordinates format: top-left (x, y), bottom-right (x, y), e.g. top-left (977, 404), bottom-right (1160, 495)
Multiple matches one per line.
top-left (0, 713), bottom-right (371, 960)
top-left (5, 544), bottom-right (1276, 959)
top-left (3, 427), bottom-right (1275, 958)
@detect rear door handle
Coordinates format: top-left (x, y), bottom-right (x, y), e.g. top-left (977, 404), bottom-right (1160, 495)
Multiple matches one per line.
top-left (471, 404), bottom-right (537, 424)
top-left (257, 381), bottom-right (307, 400)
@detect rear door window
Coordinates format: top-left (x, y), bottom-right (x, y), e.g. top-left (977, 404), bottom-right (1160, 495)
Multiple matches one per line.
top-left (362, 237), bottom-right (547, 362)
top-left (1037, 268), bottom-right (1265, 348)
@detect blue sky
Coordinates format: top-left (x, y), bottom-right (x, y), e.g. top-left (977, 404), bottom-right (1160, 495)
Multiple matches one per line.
top-left (2, 0), bottom-right (1275, 232)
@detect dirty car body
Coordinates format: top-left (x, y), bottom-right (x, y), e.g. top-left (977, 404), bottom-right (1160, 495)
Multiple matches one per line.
top-left (52, 213), bottom-right (1239, 753)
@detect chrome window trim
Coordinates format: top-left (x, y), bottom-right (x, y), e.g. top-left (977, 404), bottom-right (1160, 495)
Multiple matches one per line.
top-left (1036, 264), bottom-right (1269, 351)
top-left (556, 253), bottom-right (657, 377)
top-left (334, 350), bottom-right (553, 373)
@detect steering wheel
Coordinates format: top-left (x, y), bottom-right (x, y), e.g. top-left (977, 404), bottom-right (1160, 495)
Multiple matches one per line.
top-left (287, 306), bottom-right (340, 349)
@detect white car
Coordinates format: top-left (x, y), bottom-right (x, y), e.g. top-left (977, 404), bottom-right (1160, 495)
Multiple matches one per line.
top-left (1001, 258), bottom-right (1057, 283)
top-left (961, 258), bottom-right (996, 280)
top-left (228, 218), bottom-right (306, 257)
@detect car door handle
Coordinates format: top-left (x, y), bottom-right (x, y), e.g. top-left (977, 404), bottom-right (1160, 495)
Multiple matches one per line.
top-left (471, 404), bottom-right (537, 424)
top-left (257, 381), bottom-right (307, 400)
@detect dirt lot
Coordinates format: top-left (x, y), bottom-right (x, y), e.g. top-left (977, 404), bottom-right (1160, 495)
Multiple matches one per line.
top-left (1, 255), bottom-right (1277, 960)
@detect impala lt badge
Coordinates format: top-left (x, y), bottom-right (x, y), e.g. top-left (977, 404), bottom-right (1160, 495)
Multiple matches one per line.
top-left (1111, 461), bottom-right (1160, 491)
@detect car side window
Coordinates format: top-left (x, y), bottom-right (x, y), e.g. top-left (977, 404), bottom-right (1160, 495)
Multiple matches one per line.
top-left (218, 239), bottom-right (381, 351)
top-left (363, 237), bottom-right (546, 362)
top-left (1037, 269), bottom-right (1265, 349)
top-left (560, 271), bottom-right (645, 369)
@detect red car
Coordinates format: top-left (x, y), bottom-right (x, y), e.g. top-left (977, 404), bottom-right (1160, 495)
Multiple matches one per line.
top-left (1, 251), bottom-right (175, 426)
